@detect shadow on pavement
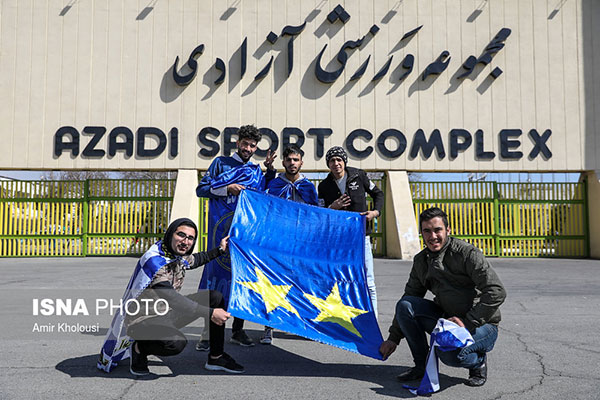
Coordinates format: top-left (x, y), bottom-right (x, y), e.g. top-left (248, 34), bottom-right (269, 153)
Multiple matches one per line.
top-left (56, 337), bottom-right (465, 397)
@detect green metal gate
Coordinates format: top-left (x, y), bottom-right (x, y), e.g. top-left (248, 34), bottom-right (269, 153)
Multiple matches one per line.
top-left (411, 181), bottom-right (589, 257)
top-left (0, 179), bottom-right (174, 257)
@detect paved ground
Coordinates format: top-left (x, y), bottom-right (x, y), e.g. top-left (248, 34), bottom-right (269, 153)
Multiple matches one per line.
top-left (0, 256), bottom-right (599, 399)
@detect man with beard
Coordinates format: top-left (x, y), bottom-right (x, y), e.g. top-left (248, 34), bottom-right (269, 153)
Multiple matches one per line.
top-left (107, 218), bottom-right (244, 376)
top-left (195, 125), bottom-right (276, 349)
top-left (266, 145), bottom-right (318, 205)
top-left (253, 145), bottom-right (318, 345)
top-left (379, 207), bottom-right (506, 387)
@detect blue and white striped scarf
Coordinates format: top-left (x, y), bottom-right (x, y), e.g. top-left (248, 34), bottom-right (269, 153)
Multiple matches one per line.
top-left (97, 241), bottom-right (176, 372)
top-left (404, 318), bottom-right (474, 395)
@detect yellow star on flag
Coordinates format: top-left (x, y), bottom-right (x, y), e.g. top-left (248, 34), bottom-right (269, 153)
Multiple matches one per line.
top-left (237, 267), bottom-right (300, 317)
top-left (304, 282), bottom-right (368, 337)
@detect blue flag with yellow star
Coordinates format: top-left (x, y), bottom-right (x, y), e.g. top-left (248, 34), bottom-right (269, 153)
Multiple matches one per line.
top-left (228, 189), bottom-right (384, 360)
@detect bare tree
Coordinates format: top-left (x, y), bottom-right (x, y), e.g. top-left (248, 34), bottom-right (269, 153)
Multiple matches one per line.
top-left (42, 170), bottom-right (178, 181)
top-left (43, 170), bottom-right (111, 181)
top-left (408, 172), bottom-right (423, 182)
top-left (118, 171), bottom-right (177, 180)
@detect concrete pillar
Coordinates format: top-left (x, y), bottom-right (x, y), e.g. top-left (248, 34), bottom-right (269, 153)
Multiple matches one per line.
top-left (384, 171), bottom-right (421, 259)
top-left (584, 171), bottom-right (600, 258)
top-left (170, 169), bottom-right (199, 231)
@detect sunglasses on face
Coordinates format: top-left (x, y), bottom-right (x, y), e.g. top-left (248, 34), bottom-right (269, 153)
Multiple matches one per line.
top-left (175, 231), bottom-right (196, 242)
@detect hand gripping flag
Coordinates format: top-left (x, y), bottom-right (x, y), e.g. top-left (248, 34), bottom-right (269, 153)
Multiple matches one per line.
top-left (97, 241), bottom-right (180, 372)
top-left (198, 163), bottom-right (265, 302)
top-left (404, 318), bottom-right (474, 395)
top-left (228, 190), bottom-right (384, 359)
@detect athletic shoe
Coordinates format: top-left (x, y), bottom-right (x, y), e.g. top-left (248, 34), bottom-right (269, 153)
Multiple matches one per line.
top-left (129, 342), bottom-right (149, 376)
top-left (396, 367), bottom-right (425, 382)
top-left (204, 352), bottom-right (245, 374)
top-left (230, 330), bottom-right (255, 347)
top-left (260, 327), bottom-right (273, 345)
top-left (466, 356), bottom-right (487, 387)
top-left (195, 340), bottom-right (210, 352)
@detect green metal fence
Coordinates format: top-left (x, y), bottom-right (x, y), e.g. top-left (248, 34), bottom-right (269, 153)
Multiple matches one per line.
top-left (411, 181), bottom-right (589, 257)
top-left (6, 176), bottom-right (585, 258)
top-left (0, 179), bottom-right (174, 257)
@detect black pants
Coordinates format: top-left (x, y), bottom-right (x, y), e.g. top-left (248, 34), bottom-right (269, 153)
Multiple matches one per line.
top-left (232, 317), bottom-right (245, 333)
top-left (128, 290), bottom-right (225, 357)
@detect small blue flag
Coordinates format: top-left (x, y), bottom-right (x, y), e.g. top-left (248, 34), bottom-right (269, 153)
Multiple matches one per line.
top-left (404, 318), bottom-right (474, 395)
top-left (228, 190), bottom-right (384, 359)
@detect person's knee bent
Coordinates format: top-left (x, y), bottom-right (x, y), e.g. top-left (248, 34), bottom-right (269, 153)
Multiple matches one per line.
top-left (395, 296), bottom-right (420, 320)
top-left (437, 347), bottom-right (482, 369)
top-left (162, 338), bottom-right (187, 356)
top-left (436, 348), bottom-right (464, 367)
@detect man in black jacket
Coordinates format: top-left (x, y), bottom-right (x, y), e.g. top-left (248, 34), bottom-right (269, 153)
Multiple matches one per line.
top-left (318, 146), bottom-right (384, 316)
top-left (126, 218), bottom-right (244, 376)
top-left (379, 207), bottom-right (506, 387)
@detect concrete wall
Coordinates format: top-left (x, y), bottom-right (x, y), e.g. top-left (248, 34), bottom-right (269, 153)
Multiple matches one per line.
top-left (0, 0), bottom-right (593, 172)
top-left (385, 171), bottom-right (420, 259)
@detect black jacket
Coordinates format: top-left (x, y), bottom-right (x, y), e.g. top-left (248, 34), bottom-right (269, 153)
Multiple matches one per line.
top-left (387, 237), bottom-right (506, 343)
top-left (317, 166), bottom-right (384, 235)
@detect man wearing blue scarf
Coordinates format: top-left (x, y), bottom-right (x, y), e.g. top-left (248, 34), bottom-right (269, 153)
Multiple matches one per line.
top-left (379, 207), bottom-right (506, 388)
top-left (252, 145), bottom-right (318, 345)
top-left (266, 145), bottom-right (318, 206)
top-left (98, 218), bottom-right (244, 376)
top-left (196, 125), bottom-right (276, 349)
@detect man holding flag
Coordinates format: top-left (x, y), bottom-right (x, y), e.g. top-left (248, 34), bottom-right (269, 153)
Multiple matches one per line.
top-left (97, 218), bottom-right (244, 376)
top-left (318, 146), bottom-right (384, 317)
top-left (195, 124), bottom-right (276, 349)
top-left (256, 145), bottom-right (318, 345)
top-left (379, 207), bottom-right (506, 388)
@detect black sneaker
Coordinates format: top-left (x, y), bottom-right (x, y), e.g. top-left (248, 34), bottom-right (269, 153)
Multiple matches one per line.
top-left (130, 342), bottom-right (149, 376)
top-left (195, 340), bottom-right (210, 352)
top-left (396, 367), bottom-right (425, 382)
top-left (205, 352), bottom-right (245, 374)
top-left (466, 356), bottom-right (487, 387)
top-left (230, 330), bottom-right (255, 347)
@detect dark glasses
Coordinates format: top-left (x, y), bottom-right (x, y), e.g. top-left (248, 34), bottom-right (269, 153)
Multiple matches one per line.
top-left (175, 231), bottom-right (196, 242)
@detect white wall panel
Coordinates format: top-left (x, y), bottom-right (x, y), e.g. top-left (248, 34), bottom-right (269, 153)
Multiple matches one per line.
top-left (0, 0), bottom-right (595, 171)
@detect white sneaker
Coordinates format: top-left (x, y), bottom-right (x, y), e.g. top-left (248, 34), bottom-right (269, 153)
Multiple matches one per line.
top-left (260, 327), bottom-right (273, 345)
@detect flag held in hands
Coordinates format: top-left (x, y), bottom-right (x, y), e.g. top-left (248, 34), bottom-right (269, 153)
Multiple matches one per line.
top-left (228, 190), bottom-right (384, 359)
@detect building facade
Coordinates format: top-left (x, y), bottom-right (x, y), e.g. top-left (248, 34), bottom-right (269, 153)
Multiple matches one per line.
top-left (1, 0), bottom-right (599, 257)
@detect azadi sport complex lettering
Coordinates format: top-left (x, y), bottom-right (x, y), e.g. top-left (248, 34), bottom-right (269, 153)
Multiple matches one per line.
top-left (54, 126), bottom-right (552, 162)
top-left (52, 5), bottom-right (546, 164)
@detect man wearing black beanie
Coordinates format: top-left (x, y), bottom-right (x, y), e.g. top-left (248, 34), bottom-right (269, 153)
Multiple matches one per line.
top-left (318, 146), bottom-right (384, 317)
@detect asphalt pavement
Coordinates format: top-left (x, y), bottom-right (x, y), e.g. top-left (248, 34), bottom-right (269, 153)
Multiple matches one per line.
top-left (0, 256), bottom-right (599, 399)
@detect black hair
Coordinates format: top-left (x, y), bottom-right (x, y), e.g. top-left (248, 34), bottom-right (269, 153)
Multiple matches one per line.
top-left (282, 145), bottom-right (303, 159)
top-left (419, 207), bottom-right (449, 230)
top-left (237, 125), bottom-right (262, 143)
top-left (163, 218), bottom-right (198, 256)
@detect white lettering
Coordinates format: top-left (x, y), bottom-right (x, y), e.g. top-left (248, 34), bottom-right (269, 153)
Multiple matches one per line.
top-left (155, 299), bottom-right (169, 316)
top-left (40, 298), bottom-right (54, 316)
top-left (72, 299), bottom-right (89, 316)
top-left (124, 299), bottom-right (140, 315)
top-left (95, 299), bottom-right (108, 315)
